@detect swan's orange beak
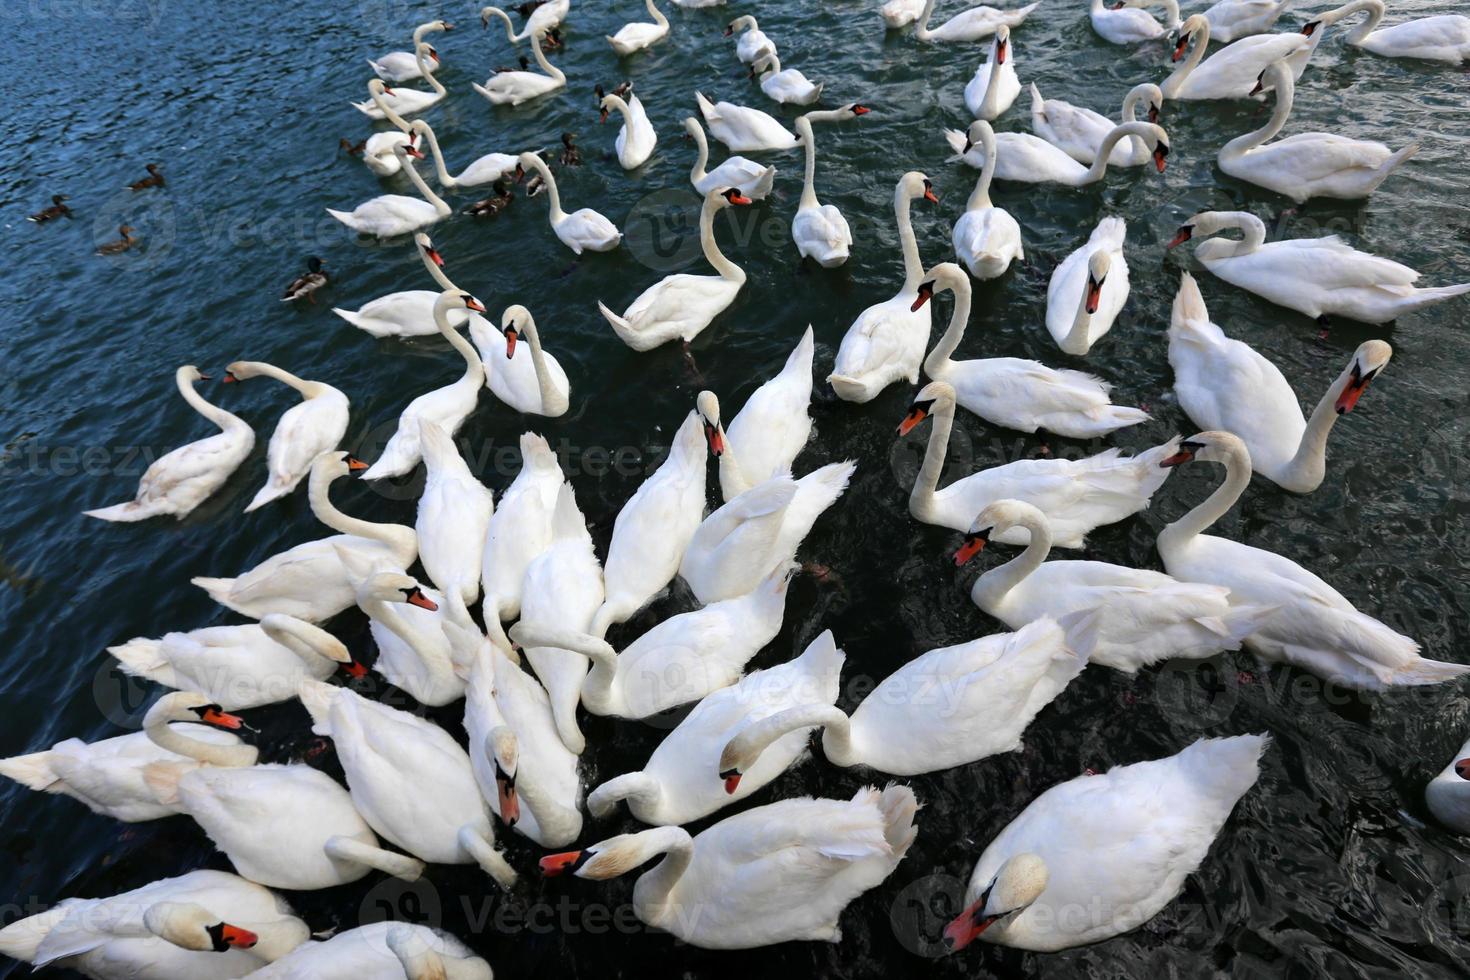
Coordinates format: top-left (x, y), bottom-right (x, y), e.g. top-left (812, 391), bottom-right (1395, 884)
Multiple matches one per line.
top-left (898, 403), bottom-right (931, 437)
top-left (943, 896), bottom-right (999, 951)
top-left (200, 706), bottom-right (245, 729)
top-left (954, 531), bottom-right (988, 566)
top-left (403, 586), bottom-right (438, 611)
top-left (1172, 34), bottom-right (1191, 61)
top-left (222, 371), bottom-right (239, 383)
top-left (852, 104), bottom-right (871, 115)
top-left (465, 296), bottom-right (488, 313)
top-left (1152, 142), bottom-right (1169, 173)
top-left (424, 246), bottom-right (445, 267)
top-left (343, 660), bottom-right (369, 679)
top-left (496, 765), bottom-right (520, 825)
top-left (382, 85), bottom-right (396, 96)
top-left (1335, 364), bottom-right (1377, 414)
top-left (346, 456), bottom-right (370, 472)
top-left (1085, 276), bottom-right (1103, 314)
top-left (1166, 225), bottom-right (1193, 249)
top-left (703, 420), bottom-right (725, 456)
top-left (540, 850), bottom-right (585, 876)
top-left (923, 180), bottom-right (939, 204)
top-left (996, 38), bottom-right (1007, 65)
top-left (215, 923), bottom-right (258, 950)
top-left (504, 326), bottom-right (519, 359)
top-left (599, 107), bottom-right (609, 123)
top-left (726, 191), bottom-right (753, 205)
top-left (720, 769), bottom-right (742, 794)
top-left (911, 281), bottom-right (936, 313)
top-left (1160, 441), bottom-right (1201, 467)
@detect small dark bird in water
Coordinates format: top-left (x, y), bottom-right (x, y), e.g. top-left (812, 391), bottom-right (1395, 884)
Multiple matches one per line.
top-left (463, 182), bottom-right (514, 217)
top-left (495, 54), bottom-right (531, 73)
top-left (543, 27), bottom-right (564, 50)
top-left (512, 0), bottom-right (547, 16)
top-left (282, 256), bottom-right (329, 302)
top-left (28, 195), bottom-right (72, 223)
top-left (128, 163), bottom-right (165, 191)
top-left (96, 225), bottom-right (137, 256)
top-left (559, 132), bottom-right (581, 166)
top-left (339, 137), bottom-right (367, 156)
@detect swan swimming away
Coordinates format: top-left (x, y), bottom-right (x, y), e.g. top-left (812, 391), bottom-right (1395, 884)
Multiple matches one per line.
top-left (326, 143), bottom-right (451, 238)
top-left (1333, 0), bottom-right (1470, 63)
top-left (1091, 0), bottom-right (1180, 44)
top-left (331, 233), bottom-right (479, 339)
top-left (752, 52), bottom-right (823, 106)
top-left (518, 151), bottom-right (623, 253)
top-left (599, 87), bottom-right (657, 170)
top-left (695, 91), bottom-right (801, 153)
top-left (480, 432), bottom-right (566, 656)
top-left (471, 22), bottom-right (566, 105)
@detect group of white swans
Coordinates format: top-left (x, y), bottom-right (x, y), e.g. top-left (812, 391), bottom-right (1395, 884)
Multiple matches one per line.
top-left (9, 0), bottom-right (1470, 975)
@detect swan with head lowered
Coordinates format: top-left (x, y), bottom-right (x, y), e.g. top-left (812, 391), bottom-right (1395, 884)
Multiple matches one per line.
top-left (480, 1), bottom-right (569, 42)
top-left (599, 187), bottom-right (753, 351)
top-left (518, 151), bottom-right (623, 253)
top-left (950, 121), bottom-right (1023, 279)
top-left (1202, 0), bottom-right (1294, 41)
top-left (0, 693), bottom-right (255, 823)
top-left (472, 24), bottom-right (566, 105)
top-left (1157, 432), bottom-right (1470, 689)
top-left (696, 91), bottom-right (801, 153)
top-left (510, 563), bottom-right (794, 722)
top-left (410, 120), bottom-right (517, 188)
top-left (725, 14), bottom-right (776, 63)
top-left (469, 304), bottom-right (570, 416)
top-left (945, 735), bottom-right (1266, 951)
top-left (539, 785), bottom-right (917, 949)
top-left (609, 0), bottom-right (670, 55)
top-left (1329, 0), bottom-right (1470, 63)
top-left (587, 629), bottom-right (844, 827)
top-left (332, 233), bottom-right (483, 339)
top-left (1168, 272), bottom-right (1392, 493)
top-left (964, 25), bottom-right (1020, 120)
top-left (917, 264), bottom-right (1147, 437)
top-left (1092, 0), bottom-right (1180, 43)
top-left (915, 0), bottom-right (1040, 41)
top-left (946, 119), bottom-right (1170, 186)
top-left (300, 681), bottom-right (517, 888)
top-left (1029, 82), bottom-right (1164, 167)
top-left (250, 922), bottom-right (492, 980)
top-left (361, 291), bottom-right (487, 480)
top-left (416, 419), bottom-right (494, 603)
top-left (751, 53), bottom-right (823, 106)
top-left (354, 80), bottom-right (416, 177)
top-left (792, 105), bottom-right (870, 267)
top-left (480, 433), bottom-right (566, 656)
top-left (720, 617), bottom-right (1088, 783)
top-left (84, 366), bottom-right (254, 522)
top-left (899, 381), bottom-right (1176, 545)
top-left (223, 361), bottom-right (349, 513)
top-left (326, 143), bottom-right (450, 238)
top-left (686, 116), bottom-right (777, 199)
top-left (599, 86), bottom-right (657, 169)
top-left (353, 43), bottom-right (446, 117)
top-left (369, 19), bottom-right (452, 81)
top-left (192, 452), bottom-right (417, 622)
top-left (1045, 216), bottom-right (1129, 356)
top-left (1167, 210), bottom-right (1470, 325)
top-left (1217, 61), bottom-right (1417, 202)
top-left (829, 171), bottom-right (938, 402)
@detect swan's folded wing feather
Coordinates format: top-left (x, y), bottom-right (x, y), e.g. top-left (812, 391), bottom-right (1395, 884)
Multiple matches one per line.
top-left (1256, 238), bottom-right (1420, 289)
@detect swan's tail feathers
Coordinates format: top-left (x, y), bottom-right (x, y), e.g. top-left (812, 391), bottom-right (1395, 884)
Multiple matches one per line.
top-left (191, 576), bottom-right (239, 607)
top-left (788, 324), bottom-right (816, 376)
top-left (140, 761), bottom-right (189, 807)
top-left (1406, 280), bottom-right (1470, 312)
top-left (780, 461), bottom-right (856, 554)
top-left (1173, 270), bottom-right (1210, 327)
top-left (597, 300), bottom-right (642, 347)
top-left (1055, 403), bottom-right (1150, 438)
top-left (586, 772), bottom-right (657, 818)
top-left (0, 905), bottom-right (71, 964)
top-left (550, 481), bottom-right (585, 541)
top-left (298, 679), bottom-right (340, 735)
top-left (695, 91), bottom-right (716, 120)
top-left (324, 835), bottom-right (426, 881)
top-left (1194, 602), bottom-right (1275, 650)
top-left (1010, 1), bottom-right (1041, 20)
top-left (243, 481), bottom-right (291, 514)
top-left (457, 826), bottom-right (518, 889)
top-left (1028, 82), bottom-right (1045, 121)
top-left (877, 784), bottom-right (920, 858)
top-left (1176, 733), bottom-right (1269, 809)
top-left (1090, 215), bottom-right (1127, 249)
top-left (82, 499), bottom-right (169, 522)
top-left (324, 208), bottom-right (354, 226)
top-left (826, 373), bottom-right (874, 402)
top-left (943, 128), bottom-right (969, 161)
top-left (0, 751), bottom-right (61, 793)
top-left (366, 57), bottom-right (384, 74)
top-left (1375, 142), bottom-right (1419, 186)
top-left (796, 629), bottom-right (847, 676)
top-left (107, 638), bottom-right (168, 678)
top-left (1057, 608), bottom-right (1103, 666)
top-left (1073, 442), bottom-right (1174, 514)
top-left (331, 307), bottom-right (390, 339)
top-left (1389, 657), bottom-right (1470, 687)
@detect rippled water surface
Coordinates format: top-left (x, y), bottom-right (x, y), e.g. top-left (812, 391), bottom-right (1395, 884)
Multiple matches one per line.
top-left (3, 0), bottom-right (1470, 976)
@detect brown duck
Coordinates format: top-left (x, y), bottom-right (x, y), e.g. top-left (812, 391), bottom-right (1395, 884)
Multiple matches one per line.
top-left (28, 195), bottom-right (72, 223)
top-left (282, 256), bottom-right (329, 302)
top-left (96, 226), bottom-right (137, 256)
top-left (128, 163), bottom-right (165, 191)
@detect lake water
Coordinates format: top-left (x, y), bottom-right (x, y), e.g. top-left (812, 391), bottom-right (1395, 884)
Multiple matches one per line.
top-left (3, 0), bottom-right (1470, 976)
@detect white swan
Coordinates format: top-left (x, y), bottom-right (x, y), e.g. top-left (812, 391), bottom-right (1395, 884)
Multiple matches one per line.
top-left (945, 119), bottom-right (1170, 185)
top-left (609, 0), bottom-right (670, 55)
top-left (1161, 12), bottom-right (1331, 100)
top-left (587, 629), bottom-right (843, 826)
top-left (84, 366), bottom-right (253, 522)
top-left (353, 44), bottom-right (446, 117)
top-left (0, 693), bottom-right (254, 823)
top-left (695, 91), bottom-right (800, 152)
top-left (950, 122), bottom-right (1023, 279)
top-left (829, 171), bottom-right (937, 402)
top-left (1044, 216), bottom-right (1128, 356)
top-left (598, 187), bottom-right (751, 350)
top-left (471, 23), bottom-right (566, 105)
top-left (681, 464), bottom-right (853, 604)
top-left (369, 20), bottom-right (451, 82)
top-left (0, 870), bottom-right (306, 976)
top-left (480, 0), bottom-right (569, 41)
top-left (592, 411), bottom-right (707, 637)
top-left (362, 291), bottom-right (486, 480)
top-left (510, 563), bottom-right (792, 721)
top-left (945, 735), bottom-right (1266, 951)
top-left (223, 361), bottom-right (348, 513)
top-left (416, 419), bottom-right (494, 603)
top-left (600, 89), bottom-right (657, 169)
top-left (468, 304), bottom-right (570, 417)
top-left (792, 106), bottom-right (870, 267)
top-left (1426, 736), bottom-right (1470, 834)
top-left (300, 681), bottom-right (517, 887)
top-left (1158, 431), bottom-right (1470, 689)
top-left (686, 116), bottom-right (777, 199)
top-left (332, 233), bottom-right (479, 339)
top-left (326, 144), bottom-right (450, 238)
top-left (1203, 0), bottom-right (1293, 41)
top-left (919, 264), bottom-right (1147, 437)
top-left (144, 758), bottom-right (427, 890)
top-left (725, 14), bottom-right (776, 63)
top-left (410, 120), bottom-right (517, 188)
top-left (900, 381), bottom-right (1174, 545)
top-left (356, 80), bottom-right (416, 177)
top-left (461, 637), bottom-right (583, 847)
top-left (883, 0), bottom-right (925, 28)
top-left (337, 550), bottom-right (464, 706)
top-left (752, 53), bottom-right (823, 106)
top-left (1167, 210), bottom-right (1470, 324)
top-left (108, 615), bottom-right (351, 710)
top-left (1168, 272), bottom-right (1392, 493)
top-left (250, 922), bottom-right (492, 980)
top-left (1217, 61), bottom-right (1416, 202)
top-left (192, 452), bottom-right (417, 622)
top-left (963, 25), bottom-right (1019, 120)
top-left (700, 326), bottom-right (815, 501)
top-left (518, 482), bottom-right (605, 754)
top-left (916, 0), bottom-right (1040, 41)
top-left (721, 618), bottom-right (1087, 781)
top-left (1029, 81), bottom-right (1163, 167)
top-left (1092, 0), bottom-right (1179, 43)
top-left (480, 432), bottom-right (565, 654)
top-left (518, 152), bottom-right (622, 253)
top-left (539, 785), bottom-right (918, 949)
top-left (959, 499), bottom-right (1267, 671)
top-left (1334, 0), bottom-right (1470, 63)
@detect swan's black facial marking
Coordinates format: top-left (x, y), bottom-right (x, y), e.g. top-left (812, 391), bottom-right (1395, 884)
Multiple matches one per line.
top-left (954, 528), bottom-right (991, 566)
top-left (1167, 224), bottom-right (1194, 249)
top-left (1173, 33), bottom-right (1192, 61)
top-left (922, 178), bottom-right (939, 203)
top-left (1160, 440), bottom-right (1205, 467)
top-left (1152, 140), bottom-right (1170, 173)
top-left (898, 398), bottom-right (936, 436)
top-left (911, 280), bottom-right (936, 312)
top-left (1455, 759), bottom-right (1470, 780)
top-left (540, 849), bottom-right (594, 876)
top-left (401, 585), bottom-right (438, 611)
top-left (1335, 361), bottom-right (1380, 414)
top-left (1301, 20), bottom-right (1321, 36)
top-left (1085, 273), bottom-right (1106, 314)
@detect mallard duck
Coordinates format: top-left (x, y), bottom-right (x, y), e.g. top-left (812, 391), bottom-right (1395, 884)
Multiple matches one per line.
top-left (96, 225), bottom-right (137, 256)
top-left (129, 163), bottom-right (165, 191)
top-left (463, 182), bottom-right (515, 217)
top-left (559, 132), bottom-right (582, 165)
top-left (28, 194), bottom-right (72, 223)
top-left (338, 137), bottom-right (367, 156)
top-left (282, 257), bottom-right (329, 303)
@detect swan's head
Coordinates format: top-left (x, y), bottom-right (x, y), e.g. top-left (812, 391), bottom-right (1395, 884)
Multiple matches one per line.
top-left (696, 391), bottom-right (724, 455)
top-left (724, 14), bottom-right (756, 36)
top-left (901, 171), bottom-right (940, 204)
top-left (1143, 124), bottom-right (1171, 172)
top-left (260, 614), bottom-right (352, 667)
top-left (1167, 210), bottom-right (1225, 249)
top-left (221, 360), bottom-right (256, 384)
top-left (714, 187), bottom-right (754, 208)
top-left (486, 729), bottom-right (521, 826)
top-left (366, 570), bottom-right (439, 611)
top-left (177, 365), bottom-right (210, 386)
top-left (434, 18), bottom-right (453, 31)
top-left (897, 380), bottom-right (955, 436)
top-left (844, 102), bottom-right (873, 117)
top-left (751, 53), bottom-right (778, 78)
top-left (368, 79), bottom-right (392, 96)
top-left (312, 450), bottom-right (369, 484)
top-left (956, 499), bottom-right (1041, 565)
top-left (1084, 250), bottom-right (1113, 314)
top-left (992, 24), bottom-right (1010, 65)
top-left (1127, 83), bottom-right (1164, 124)
top-left (499, 304), bottom-right (533, 359)
top-left (393, 140), bottom-right (425, 162)
top-left (682, 116), bottom-right (704, 142)
top-left (1173, 14), bottom-right (1209, 60)
top-left (911, 262), bottom-right (966, 312)
top-left (415, 232), bottom-right (444, 267)
top-left (960, 119), bottom-right (994, 156)
top-left (145, 691), bottom-right (248, 731)
top-left (1335, 341), bottom-right (1392, 414)
top-left (1159, 430), bottom-right (1249, 469)
top-left (438, 289), bottom-right (487, 315)
top-left (1426, 739), bottom-right (1470, 834)
top-left (944, 854), bottom-right (1048, 951)
top-left (1249, 61), bottom-right (1293, 97)
top-left (144, 902), bottom-right (258, 953)
top-left (540, 831), bottom-right (677, 880)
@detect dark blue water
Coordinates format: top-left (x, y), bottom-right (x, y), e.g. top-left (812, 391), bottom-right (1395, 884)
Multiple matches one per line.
top-left (3, 0), bottom-right (1470, 976)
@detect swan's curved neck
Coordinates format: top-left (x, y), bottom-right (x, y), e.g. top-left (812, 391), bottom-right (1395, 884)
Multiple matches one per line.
top-left (917, 0), bottom-right (939, 37)
top-left (400, 152), bottom-right (451, 216)
top-left (1082, 122), bottom-right (1152, 183)
top-left (176, 373), bottom-right (241, 433)
top-left (526, 156), bottom-right (566, 221)
top-left (1282, 363), bottom-right (1352, 490)
top-left (1199, 213), bottom-right (1267, 258)
top-left (530, 32), bottom-right (565, 83)
top-left (520, 316), bottom-right (565, 414)
top-left (796, 117), bottom-right (820, 209)
top-left (966, 127), bottom-right (996, 210)
top-left (435, 302), bottom-right (486, 387)
top-left (1163, 19), bottom-right (1211, 97)
top-left (716, 423), bottom-right (753, 498)
top-left (646, 0), bottom-right (668, 27)
top-left (688, 124), bottom-right (711, 183)
top-left (146, 718), bottom-right (255, 766)
top-left (1065, 276), bottom-right (1095, 353)
top-left (976, 511), bottom-right (1052, 607)
top-left (237, 362), bottom-right (319, 398)
top-left (1160, 445), bottom-right (1251, 547)
top-left (371, 88), bottom-right (413, 132)
top-left (590, 770), bottom-right (662, 814)
top-left (911, 396), bottom-right (956, 515)
top-left (895, 184), bottom-right (923, 290)
top-left (700, 197), bottom-right (743, 282)
top-left (417, 46), bottom-right (447, 95)
top-left (924, 282), bottom-right (971, 380)
top-left (308, 468), bottom-right (400, 543)
top-left (417, 124), bottom-right (458, 186)
top-left (979, 40), bottom-right (1007, 118)
top-left (606, 95), bottom-right (635, 129)
top-left (728, 703), bottom-right (856, 770)
top-left (1221, 74), bottom-right (1293, 159)
top-left (626, 827), bottom-right (695, 916)
top-left (1344, 0), bottom-right (1386, 43)
top-left (510, 624), bottom-right (620, 712)
top-left (420, 248), bottom-right (457, 291)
